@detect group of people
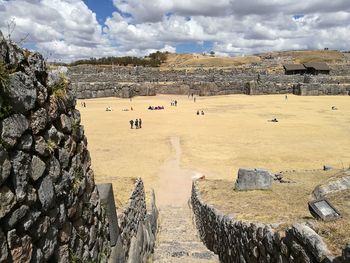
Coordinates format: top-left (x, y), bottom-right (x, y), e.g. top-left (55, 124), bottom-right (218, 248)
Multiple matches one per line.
top-left (81, 102), bottom-right (86, 107)
top-left (170, 100), bottom-right (178, 106)
top-left (196, 110), bottom-right (205, 115)
top-left (148, 106), bottom-right (164, 110)
top-left (130, 118), bottom-right (142, 129)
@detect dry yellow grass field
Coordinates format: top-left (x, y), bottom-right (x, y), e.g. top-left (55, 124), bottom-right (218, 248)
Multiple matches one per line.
top-left (77, 94), bottom-right (350, 207)
top-left (291, 50), bottom-right (345, 64)
top-left (161, 53), bottom-right (261, 68)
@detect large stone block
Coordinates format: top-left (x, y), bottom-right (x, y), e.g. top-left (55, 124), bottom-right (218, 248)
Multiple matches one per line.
top-left (0, 146), bottom-right (11, 186)
top-left (1, 114), bottom-right (29, 147)
top-left (6, 72), bottom-right (36, 113)
top-left (97, 183), bottom-right (119, 246)
top-left (235, 168), bottom-right (272, 191)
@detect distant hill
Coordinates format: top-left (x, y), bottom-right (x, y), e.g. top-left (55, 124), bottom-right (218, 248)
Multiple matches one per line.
top-left (160, 50), bottom-right (348, 70)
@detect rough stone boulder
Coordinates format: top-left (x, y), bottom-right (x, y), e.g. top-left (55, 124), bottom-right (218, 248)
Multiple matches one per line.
top-left (235, 168), bottom-right (273, 191)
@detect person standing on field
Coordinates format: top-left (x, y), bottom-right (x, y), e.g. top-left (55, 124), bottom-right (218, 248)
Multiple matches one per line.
top-left (139, 118), bottom-right (142, 128)
top-left (135, 119), bottom-right (139, 129)
top-left (130, 120), bottom-right (134, 129)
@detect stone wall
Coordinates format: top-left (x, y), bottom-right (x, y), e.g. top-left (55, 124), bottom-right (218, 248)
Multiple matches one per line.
top-left (68, 64), bottom-right (350, 99)
top-left (191, 182), bottom-right (349, 263)
top-left (293, 83), bottom-right (350, 96)
top-left (0, 32), bottom-right (111, 262)
top-left (111, 179), bottom-right (158, 263)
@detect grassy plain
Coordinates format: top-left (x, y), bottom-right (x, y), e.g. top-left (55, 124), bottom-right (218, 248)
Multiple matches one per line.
top-left (77, 94), bottom-right (350, 205)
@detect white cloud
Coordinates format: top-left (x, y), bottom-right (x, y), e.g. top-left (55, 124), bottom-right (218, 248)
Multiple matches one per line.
top-left (0, 0), bottom-right (349, 61)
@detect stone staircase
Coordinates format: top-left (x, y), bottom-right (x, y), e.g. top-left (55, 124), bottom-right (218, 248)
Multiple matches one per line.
top-left (152, 204), bottom-right (219, 263)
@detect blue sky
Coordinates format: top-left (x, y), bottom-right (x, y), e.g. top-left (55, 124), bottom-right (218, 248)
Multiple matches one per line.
top-left (1, 0), bottom-right (349, 61)
top-left (82, 0), bottom-right (213, 54)
top-left (83, 0), bottom-right (116, 24)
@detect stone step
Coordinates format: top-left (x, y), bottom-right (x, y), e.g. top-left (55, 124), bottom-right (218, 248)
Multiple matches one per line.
top-left (151, 205), bottom-right (219, 262)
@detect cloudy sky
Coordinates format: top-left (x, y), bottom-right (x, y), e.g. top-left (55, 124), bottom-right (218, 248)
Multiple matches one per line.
top-left (0, 0), bottom-right (349, 62)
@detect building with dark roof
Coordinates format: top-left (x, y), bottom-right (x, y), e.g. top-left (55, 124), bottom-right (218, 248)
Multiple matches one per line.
top-left (283, 64), bottom-right (306, 75)
top-left (303, 62), bottom-right (330, 75)
top-left (283, 62), bottom-right (331, 75)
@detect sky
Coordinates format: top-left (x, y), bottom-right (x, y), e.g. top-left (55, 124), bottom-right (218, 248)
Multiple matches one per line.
top-left (0, 0), bottom-right (349, 62)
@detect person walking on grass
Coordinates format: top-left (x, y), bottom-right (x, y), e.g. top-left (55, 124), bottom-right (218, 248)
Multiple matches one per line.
top-left (139, 118), bottom-right (142, 128)
top-left (130, 120), bottom-right (134, 129)
top-left (135, 119), bottom-right (139, 129)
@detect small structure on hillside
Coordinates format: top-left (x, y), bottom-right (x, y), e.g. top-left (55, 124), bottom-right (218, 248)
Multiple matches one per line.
top-left (283, 62), bottom-right (330, 75)
top-left (283, 64), bottom-right (306, 75)
top-left (304, 62), bottom-right (330, 75)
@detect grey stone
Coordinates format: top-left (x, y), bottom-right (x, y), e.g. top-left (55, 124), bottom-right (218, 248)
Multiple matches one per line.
top-left (312, 176), bottom-right (350, 199)
top-left (31, 248), bottom-right (44, 263)
top-left (289, 224), bottom-right (329, 261)
top-left (7, 41), bottom-right (25, 68)
top-left (23, 209), bottom-right (41, 231)
top-left (38, 176), bottom-right (55, 210)
top-left (70, 108), bottom-right (81, 124)
top-left (11, 151), bottom-right (30, 201)
top-left (37, 81), bottom-right (48, 105)
top-left (235, 168), bottom-right (273, 191)
top-left (56, 245), bottom-right (69, 263)
top-left (40, 226), bottom-right (58, 260)
top-left (31, 155), bottom-right (46, 181)
top-left (26, 184), bottom-right (37, 205)
top-left (59, 222), bottom-right (72, 244)
top-left (46, 95), bottom-right (59, 120)
top-left (1, 114), bottom-right (29, 147)
top-left (343, 243), bottom-right (350, 261)
top-left (5, 205), bottom-right (29, 228)
top-left (0, 229), bottom-right (8, 262)
top-left (97, 183), bottom-right (119, 246)
top-left (44, 125), bottom-right (61, 145)
top-left (58, 148), bottom-right (70, 169)
top-left (18, 133), bottom-right (33, 151)
top-left (27, 52), bottom-right (46, 80)
top-left (34, 136), bottom-right (50, 157)
top-left (0, 146), bottom-right (11, 185)
top-left (6, 71), bottom-right (36, 113)
top-left (48, 156), bottom-right (61, 181)
top-left (0, 30), bottom-right (7, 62)
top-left (7, 229), bottom-right (20, 249)
top-left (30, 108), bottom-right (48, 134)
top-left (30, 216), bottom-right (50, 239)
top-left (59, 114), bottom-right (72, 133)
top-left (127, 236), bottom-right (141, 263)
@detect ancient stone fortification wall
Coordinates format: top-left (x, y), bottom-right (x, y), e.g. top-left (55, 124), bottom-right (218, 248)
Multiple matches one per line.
top-left (191, 182), bottom-right (349, 263)
top-left (68, 64), bottom-right (350, 98)
top-left (0, 33), bottom-right (111, 262)
top-left (293, 83), bottom-right (350, 96)
top-left (111, 179), bottom-right (158, 262)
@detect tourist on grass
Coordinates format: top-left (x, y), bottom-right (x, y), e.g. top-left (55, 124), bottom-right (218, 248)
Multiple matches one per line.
top-left (175, 100), bottom-right (177, 106)
top-left (130, 120), bottom-right (134, 129)
top-left (139, 118), bottom-right (142, 128)
top-left (135, 119), bottom-right (139, 129)
top-left (197, 111), bottom-right (200, 115)
top-left (201, 110), bottom-right (205, 115)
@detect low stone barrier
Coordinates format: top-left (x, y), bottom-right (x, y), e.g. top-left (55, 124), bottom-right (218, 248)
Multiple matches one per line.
top-left (111, 178), bottom-right (158, 263)
top-left (191, 181), bottom-right (349, 262)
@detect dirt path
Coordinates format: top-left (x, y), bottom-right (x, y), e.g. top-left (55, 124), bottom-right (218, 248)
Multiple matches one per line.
top-left (155, 136), bottom-right (195, 207)
top-left (152, 137), bottom-right (218, 262)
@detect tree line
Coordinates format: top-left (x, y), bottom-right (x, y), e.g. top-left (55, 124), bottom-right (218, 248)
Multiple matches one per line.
top-left (66, 51), bottom-right (169, 67)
